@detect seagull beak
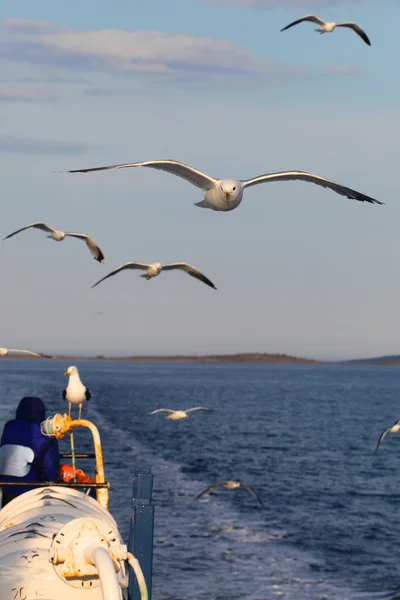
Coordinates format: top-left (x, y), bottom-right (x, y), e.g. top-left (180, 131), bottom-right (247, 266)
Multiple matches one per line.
top-left (64, 371), bottom-right (69, 376)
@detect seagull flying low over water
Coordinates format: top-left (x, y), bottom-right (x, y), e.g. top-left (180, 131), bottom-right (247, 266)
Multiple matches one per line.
top-left (145, 407), bottom-right (214, 421)
top-left (194, 481), bottom-right (263, 505)
top-left (63, 366), bottom-right (91, 419)
top-left (0, 347), bottom-right (51, 358)
top-left (3, 222), bottom-right (105, 262)
top-left (64, 159), bottom-right (382, 212)
top-left (92, 261), bottom-right (217, 290)
top-left (376, 419), bottom-right (400, 451)
top-left (281, 15), bottom-right (371, 46)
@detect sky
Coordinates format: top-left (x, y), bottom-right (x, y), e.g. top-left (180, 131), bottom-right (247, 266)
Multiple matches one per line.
top-left (0, 0), bottom-right (399, 360)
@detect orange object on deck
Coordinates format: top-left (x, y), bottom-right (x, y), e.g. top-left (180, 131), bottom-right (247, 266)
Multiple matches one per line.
top-left (58, 463), bottom-right (95, 484)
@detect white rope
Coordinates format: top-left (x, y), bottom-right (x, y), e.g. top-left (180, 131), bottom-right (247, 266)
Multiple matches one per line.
top-left (127, 552), bottom-right (148, 600)
top-left (70, 430), bottom-right (77, 483)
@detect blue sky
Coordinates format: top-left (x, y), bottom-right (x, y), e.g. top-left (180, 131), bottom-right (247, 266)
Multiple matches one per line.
top-left (0, 0), bottom-right (398, 360)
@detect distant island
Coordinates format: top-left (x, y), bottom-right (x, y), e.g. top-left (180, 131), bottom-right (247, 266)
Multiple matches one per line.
top-left (341, 354), bottom-right (400, 366)
top-left (4, 352), bottom-right (324, 364)
top-left (4, 352), bottom-right (400, 365)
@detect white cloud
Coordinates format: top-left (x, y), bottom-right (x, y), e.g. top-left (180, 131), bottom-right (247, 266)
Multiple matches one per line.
top-left (42, 29), bottom-right (266, 73)
top-left (84, 87), bottom-right (150, 97)
top-left (0, 85), bottom-right (57, 102)
top-left (206, 0), bottom-right (363, 7)
top-left (0, 135), bottom-right (87, 155)
top-left (322, 65), bottom-right (364, 75)
top-left (2, 18), bottom-right (63, 33)
top-left (0, 18), bottom-right (300, 86)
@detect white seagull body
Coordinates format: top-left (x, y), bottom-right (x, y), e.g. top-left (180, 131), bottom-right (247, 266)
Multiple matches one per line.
top-left (0, 347), bottom-right (51, 358)
top-left (281, 15), bottom-right (371, 46)
top-left (145, 407), bottom-right (214, 421)
top-left (194, 481), bottom-right (263, 505)
top-left (376, 419), bottom-right (400, 451)
top-left (63, 366), bottom-right (91, 419)
top-left (92, 261), bottom-right (217, 290)
top-left (3, 222), bottom-right (105, 262)
top-left (65, 159), bottom-right (381, 211)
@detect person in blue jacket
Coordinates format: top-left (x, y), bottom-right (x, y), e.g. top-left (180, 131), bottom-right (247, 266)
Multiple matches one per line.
top-left (0, 397), bottom-right (60, 506)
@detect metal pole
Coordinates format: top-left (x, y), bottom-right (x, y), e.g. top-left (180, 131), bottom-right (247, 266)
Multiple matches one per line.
top-left (128, 468), bottom-right (154, 600)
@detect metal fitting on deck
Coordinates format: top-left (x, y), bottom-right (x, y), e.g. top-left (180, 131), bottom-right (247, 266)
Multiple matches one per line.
top-left (41, 414), bottom-right (74, 438)
top-left (41, 414), bottom-right (108, 508)
top-left (50, 518), bottom-right (123, 579)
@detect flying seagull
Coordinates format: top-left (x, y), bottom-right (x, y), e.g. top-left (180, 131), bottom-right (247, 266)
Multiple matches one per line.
top-left (92, 261), bottom-right (217, 290)
top-left (3, 222), bottom-right (105, 262)
top-left (376, 419), bottom-right (400, 451)
top-left (63, 366), bottom-right (91, 419)
top-left (145, 408), bottom-right (214, 421)
top-left (63, 159), bottom-right (381, 211)
top-left (280, 15), bottom-right (371, 46)
top-left (0, 347), bottom-right (51, 358)
top-left (194, 481), bottom-right (263, 505)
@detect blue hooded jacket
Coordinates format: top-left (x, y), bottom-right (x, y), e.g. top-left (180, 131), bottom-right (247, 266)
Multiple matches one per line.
top-left (0, 397), bottom-right (60, 496)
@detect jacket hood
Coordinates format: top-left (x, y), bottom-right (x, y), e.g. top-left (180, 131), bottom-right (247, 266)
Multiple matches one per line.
top-left (16, 397), bottom-right (46, 425)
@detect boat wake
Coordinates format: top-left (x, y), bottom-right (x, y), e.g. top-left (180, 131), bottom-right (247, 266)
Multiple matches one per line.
top-left (92, 406), bottom-right (365, 600)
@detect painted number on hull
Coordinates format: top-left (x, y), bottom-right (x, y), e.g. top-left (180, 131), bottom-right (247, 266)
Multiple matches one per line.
top-left (12, 589), bottom-right (27, 600)
top-left (11, 588), bottom-right (46, 599)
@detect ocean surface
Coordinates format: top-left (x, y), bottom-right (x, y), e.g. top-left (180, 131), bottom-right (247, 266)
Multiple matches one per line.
top-left (0, 360), bottom-right (400, 600)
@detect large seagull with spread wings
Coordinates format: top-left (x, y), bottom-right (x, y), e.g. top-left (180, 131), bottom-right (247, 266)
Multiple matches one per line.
top-left (281, 15), bottom-right (371, 46)
top-left (64, 159), bottom-right (382, 212)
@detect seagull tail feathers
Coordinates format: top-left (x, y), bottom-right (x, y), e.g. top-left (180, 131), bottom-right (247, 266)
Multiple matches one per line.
top-left (194, 199), bottom-right (211, 209)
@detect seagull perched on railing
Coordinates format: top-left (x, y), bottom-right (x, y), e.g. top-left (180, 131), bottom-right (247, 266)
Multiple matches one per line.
top-left (280, 15), bottom-right (371, 46)
top-left (63, 366), bottom-right (91, 419)
top-left (145, 407), bottom-right (214, 421)
top-left (92, 261), bottom-right (217, 290)
top-left (376, 419), bottom-right (400, 451)
top-left (3, 222), bottom-right (105, 262)
top-left (63, 159), bottom-right (382, 212)
top-left (194, 481), bottom-right (263, 505)
top-left (0, 347), bottom-right (51, 358)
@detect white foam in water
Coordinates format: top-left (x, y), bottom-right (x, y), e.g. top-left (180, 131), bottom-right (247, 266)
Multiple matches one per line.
top-left (0, 364), bottom-right (381, 600)
top-left (91, 405), bottom-right (360, 600)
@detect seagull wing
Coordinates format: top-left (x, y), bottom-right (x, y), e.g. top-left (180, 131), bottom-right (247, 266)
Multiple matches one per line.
top-left (65, 159), bottom-right (217, 191)
top-left (145, 409), bottom-right (176, 415)
top-left (336, 23), bottom-right (371, 46)
top-left (375, 419), bottom-right (400, 450)
top-left (65, 233), bottom-right (105, 263)
top-left (162, 263), bottom-right (217, 289)
top-left (241, 484), bottom-right (263, 506)
top-left (7, 348), bottom-right (49, 358)
top-left (194, 482), bottom-right (226, 500)
top-left (376, 428), bottom-right (389, 451)
top-left (184, 407), bottom-right (214, 413)
top-left (92, 262), bottom-right (150, 288)
top-left (242, 171), bottom-right (383, 205)
top-left (3, 222), bottom-right (57, 240)
top-left (281, 14), bottom-right (326, 32)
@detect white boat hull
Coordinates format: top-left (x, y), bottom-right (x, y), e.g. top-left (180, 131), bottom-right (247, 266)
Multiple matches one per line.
top-left (0, 486), bottom-right (128, 599)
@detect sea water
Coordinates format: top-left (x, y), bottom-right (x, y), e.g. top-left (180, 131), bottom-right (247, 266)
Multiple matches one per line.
top-left (0, 360), bottom-right (399, 600)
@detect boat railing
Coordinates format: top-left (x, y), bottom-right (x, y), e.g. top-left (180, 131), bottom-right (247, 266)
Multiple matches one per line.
top-left (41, 412), bottom-right (109, 507)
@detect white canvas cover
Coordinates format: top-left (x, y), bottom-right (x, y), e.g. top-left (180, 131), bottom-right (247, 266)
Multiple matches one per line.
top-left (0, 444), bottom-right (35, 477)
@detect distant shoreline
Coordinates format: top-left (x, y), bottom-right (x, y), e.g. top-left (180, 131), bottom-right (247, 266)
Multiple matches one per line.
top-left (2, 352), bottom-right (324, 364)
top-left (3, 353), bottom-right (400, 366)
